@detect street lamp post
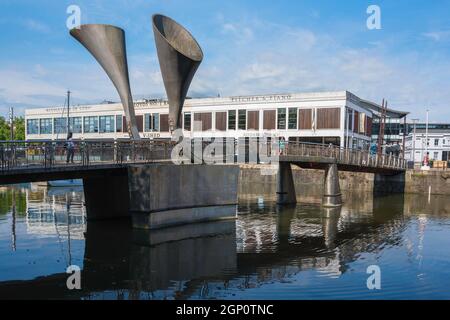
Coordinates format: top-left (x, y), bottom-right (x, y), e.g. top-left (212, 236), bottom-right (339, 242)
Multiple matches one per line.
top-left (421, 110), bottom-right (430, 171)
top-left (9, 107), bottom-right (14, 141)
top-left (411, 118), bottom-right (419, 167)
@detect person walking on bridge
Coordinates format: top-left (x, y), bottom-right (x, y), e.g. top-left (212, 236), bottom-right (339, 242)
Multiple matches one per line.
top-left (279, 137), bottom-right (286, 156)
top-left (66, 133), bottom-right (75, 164)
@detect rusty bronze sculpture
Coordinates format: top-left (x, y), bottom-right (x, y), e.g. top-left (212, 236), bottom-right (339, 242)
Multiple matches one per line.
top-left (152, 14), bottom-right (204, 133)
top-left (70, 24), bottom-right (140, 139)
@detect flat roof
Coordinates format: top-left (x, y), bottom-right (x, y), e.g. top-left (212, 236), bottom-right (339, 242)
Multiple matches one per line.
top-left (414, 128), bottom-right (450, 134)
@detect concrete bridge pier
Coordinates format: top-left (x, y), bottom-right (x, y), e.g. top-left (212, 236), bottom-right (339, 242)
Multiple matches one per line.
top-left (323, 163), bottom-right (343, 207)
top-left (276, 163), bottom-right (297, 205)
top-left (129, 164), bottom-right (239, 230)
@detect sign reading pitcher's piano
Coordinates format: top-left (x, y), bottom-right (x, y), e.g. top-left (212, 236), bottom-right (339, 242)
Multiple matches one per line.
top-left (231, 94), bottom-right (292, 103)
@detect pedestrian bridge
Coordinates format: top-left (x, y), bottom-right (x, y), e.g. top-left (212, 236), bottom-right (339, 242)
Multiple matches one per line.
top-left (0, 140), bottom-right (406, 219)
top-left (0, 140), bottom-right (406, 180)
top-left (280, 143), bottom-right (406, 174)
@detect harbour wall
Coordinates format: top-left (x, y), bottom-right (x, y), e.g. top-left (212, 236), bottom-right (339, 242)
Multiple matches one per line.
top-left (238, 164), bottom-right (450, 201)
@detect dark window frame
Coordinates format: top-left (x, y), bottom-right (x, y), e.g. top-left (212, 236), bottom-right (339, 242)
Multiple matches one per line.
top-left (277, 108), bottom-right (287, 130)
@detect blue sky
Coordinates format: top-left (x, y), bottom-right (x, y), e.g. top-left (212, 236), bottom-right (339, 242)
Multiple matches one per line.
top-left (1, 0), bottom-right (450, 121)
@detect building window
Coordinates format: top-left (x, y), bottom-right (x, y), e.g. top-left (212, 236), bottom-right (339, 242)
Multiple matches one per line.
top-left (152, 114), bottom-right (160, 132)
top-left (347, 108), bottom-right (353, 132)
top-left (434, 152), bottom-right (439, 159)
top-left (238, 110), bottom-right (246, 130)
top-left (54, 118), bottom-right (67, 134)
top-left (278, 108), bottom-right (286, 130)
top-left (116, 115), bottom-right (123, 132)
top-left (184, 113), bottom-right (191, 131)
top-left (288, 108), bottom-right (298, 130)
top-left (39, 118), bottom-right (52, 134)
top-left (69, 117), bottom-right (82, 134)
top-left (27, 119), bottom-right (39, 135)
top-left (228, 110), bottom-right (236, 130)
top-left (84, 116), bottom-right (98, 133)
top-left (359, 113), bottom-right (366, 134)
top-left (99, 116), bottom-right (115, 133)
top-left (144, 114), bottom-right (152, 132)
top-left (435, 139), bottom-right (439, 146)
top-left (144, 114), bottom-right (160, 132)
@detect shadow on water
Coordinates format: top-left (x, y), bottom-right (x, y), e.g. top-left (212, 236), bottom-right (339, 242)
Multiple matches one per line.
top-left (2, 183), bottom-right (450, 299)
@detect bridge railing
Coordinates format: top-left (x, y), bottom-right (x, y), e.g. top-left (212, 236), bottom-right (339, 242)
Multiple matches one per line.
top-left (0, 140), bottom-right (174, 171)
top-left (0, 140), bottom-right (406, 172)
top-left (285, 142), bottom-right (406, 170)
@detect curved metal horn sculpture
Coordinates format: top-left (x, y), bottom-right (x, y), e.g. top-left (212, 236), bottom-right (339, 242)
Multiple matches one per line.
top-left (152, 14), bottom-right (204, 133)
top-left (70, 24), bottom-right (140, 140)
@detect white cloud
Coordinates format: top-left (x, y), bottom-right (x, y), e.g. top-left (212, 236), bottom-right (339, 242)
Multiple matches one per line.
top-left (222, 22), bottom-right (254, 43)
top-left (422, 30), bottom-right (450, 42)
top-left (22, 19), bottom-right (51, 33)
top-left (3, 16), bottom-right (450, 122)
top-left (188, 19), bottom-right (450, 120)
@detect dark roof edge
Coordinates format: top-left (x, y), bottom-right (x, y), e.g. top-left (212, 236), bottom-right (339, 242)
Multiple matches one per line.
top-left (357, 97), bottom-right (409, 118)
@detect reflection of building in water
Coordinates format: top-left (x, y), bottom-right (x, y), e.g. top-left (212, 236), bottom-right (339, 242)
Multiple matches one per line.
top-left (0, 194), bottom-right (411, 300)
top-left (236, 205), bottom-right (343, 281)
top-left (25, 187), bottom-right (86, 240)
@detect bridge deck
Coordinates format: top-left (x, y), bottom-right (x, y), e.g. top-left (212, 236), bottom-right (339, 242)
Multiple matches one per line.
top-left (0, 140), bottom-right (406, 184)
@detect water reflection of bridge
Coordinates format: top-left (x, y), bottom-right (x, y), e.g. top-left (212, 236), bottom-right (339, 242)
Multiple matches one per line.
top-left (0, 194), bottom-right (406, 300)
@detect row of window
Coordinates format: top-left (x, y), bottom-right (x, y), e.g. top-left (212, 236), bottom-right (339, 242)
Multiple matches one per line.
top-left (183, 108), bottom-right (334, 132)
top-left (345, 108), bottom-right (372, 137)
top-left (27, 107), bottom-right (344, 135)
top-left (27, 116), bottom-right (124, 135)
top-left (416, 138), bottom-right (448, 146)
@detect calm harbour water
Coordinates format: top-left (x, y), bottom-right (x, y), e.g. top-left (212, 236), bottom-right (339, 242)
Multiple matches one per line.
top-left (1, 184), bottom-right (450, 300)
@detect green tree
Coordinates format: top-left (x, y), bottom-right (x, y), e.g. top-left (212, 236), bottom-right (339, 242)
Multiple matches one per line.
top-left (0, 117), bottom-right (10, 140)
top-left (0, 116), bottom-right (26, 141)
top-left (14, 117), bottom-right (25, 141)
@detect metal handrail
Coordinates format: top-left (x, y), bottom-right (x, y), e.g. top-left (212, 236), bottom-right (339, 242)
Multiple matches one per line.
top-left (0, 139), bottom-right (407, 173)
top-left (284, 141), bottom-right (406, 170)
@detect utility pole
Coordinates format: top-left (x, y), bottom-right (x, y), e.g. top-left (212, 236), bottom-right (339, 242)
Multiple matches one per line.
top-left (425, 109), bottom-right (429, 160)
top-left (67, 90), bottom-right (71, 137)
top-left (377, 99), bottom-right (387, 155)
top-left (403, 116), bottom-right (407, 160)
top-left (411, 118), bottom-right (420, 166)
top-left (9, 107), bottom-right (14, 141)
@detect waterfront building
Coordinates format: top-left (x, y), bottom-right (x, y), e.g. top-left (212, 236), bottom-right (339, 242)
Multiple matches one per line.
top-left (404, 128), bottom-right (450, 163)
top-left (25, 90), bottom-right (406, 150)
top-left (371, 111), bottom-right (409, 146)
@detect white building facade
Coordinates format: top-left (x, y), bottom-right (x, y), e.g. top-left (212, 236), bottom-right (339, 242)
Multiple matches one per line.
top-left (25, 91), bottom-right (378, 149)
top-left (405, 129), bottom-right (450, 163)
